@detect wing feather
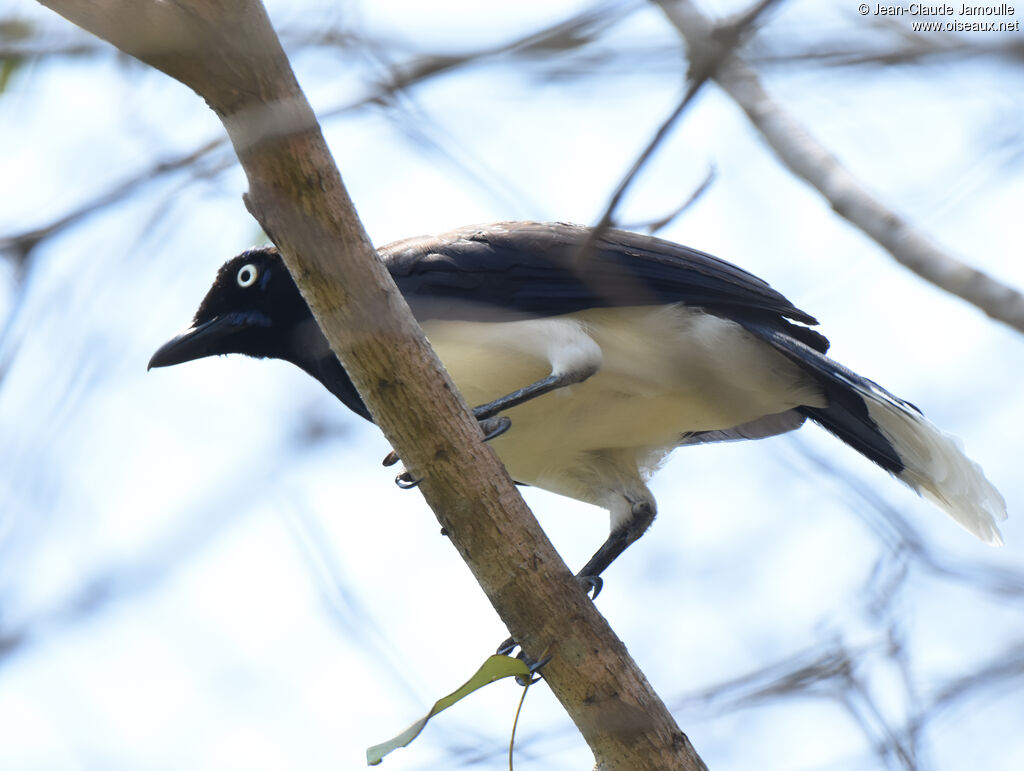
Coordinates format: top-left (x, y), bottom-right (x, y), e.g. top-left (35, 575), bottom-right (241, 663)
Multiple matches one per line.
top-left (381, 222), bottom-right (826, 352)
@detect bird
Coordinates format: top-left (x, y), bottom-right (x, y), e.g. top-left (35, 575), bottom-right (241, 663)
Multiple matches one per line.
top-left (149, 221), bottom-right (1006, 588)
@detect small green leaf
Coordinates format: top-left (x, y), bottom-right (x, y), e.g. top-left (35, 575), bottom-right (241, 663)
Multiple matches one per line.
top-left (366, 654), bottom-right (532, 766)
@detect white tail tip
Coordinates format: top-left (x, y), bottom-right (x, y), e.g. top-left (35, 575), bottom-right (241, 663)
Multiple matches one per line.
top-left (867, 397), bottom-right (1006, 545)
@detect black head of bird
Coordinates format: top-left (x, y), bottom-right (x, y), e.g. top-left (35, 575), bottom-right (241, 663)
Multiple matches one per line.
top-left (149, 247), bottom-right (369, 418)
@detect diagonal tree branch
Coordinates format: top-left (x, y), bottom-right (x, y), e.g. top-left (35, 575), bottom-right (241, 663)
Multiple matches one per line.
top-left (34, 1), bottom-right (705, 768)
top-left (654, 0), bottom-right (1024, 334)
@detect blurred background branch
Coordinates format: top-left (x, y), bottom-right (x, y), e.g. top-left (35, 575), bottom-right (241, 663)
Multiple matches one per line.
top-left (655, 0), bottom-right (1024, 332)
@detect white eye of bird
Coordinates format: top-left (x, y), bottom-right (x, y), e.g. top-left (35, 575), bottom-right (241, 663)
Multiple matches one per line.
top-left (237, 264), bottom-right (258, 288)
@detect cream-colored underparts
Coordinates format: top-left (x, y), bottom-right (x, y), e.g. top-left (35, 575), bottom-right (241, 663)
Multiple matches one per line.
top-left (421, 306), bottom-right (824, 526)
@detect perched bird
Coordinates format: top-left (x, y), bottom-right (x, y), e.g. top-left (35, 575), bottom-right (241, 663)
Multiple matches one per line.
top-left (150, 221), bottom-right (1006, 585)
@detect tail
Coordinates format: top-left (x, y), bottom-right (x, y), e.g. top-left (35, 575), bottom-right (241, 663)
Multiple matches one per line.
top-left (740, 320), bottom-right (1007, 545)
top-left (853, 387), bottom-right (1006, 545)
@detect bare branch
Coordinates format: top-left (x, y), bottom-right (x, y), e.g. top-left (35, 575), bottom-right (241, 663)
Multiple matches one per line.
top-left (4, 4), bottom-right (638, 267)
top-left (621, 165), bottom-right (716, 234)
top-left (655, 0), bottom-right (1024, 334)
top-left (0, 137), bottom-right (228, 263)
top-left (579, 0), bottom-right (780, 263)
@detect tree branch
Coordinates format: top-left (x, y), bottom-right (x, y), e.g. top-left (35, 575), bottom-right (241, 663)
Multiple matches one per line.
top-left (35, 1), bottom-right (705, 767)
top-left (579, 0), bottom-right (778, 264)
top-left (654, 0), bottom-right (1024, 334)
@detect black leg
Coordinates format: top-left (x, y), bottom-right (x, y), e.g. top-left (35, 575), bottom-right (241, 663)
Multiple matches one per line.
top-left (472, 364), bottom-right (598, 421)
top-left (497, 499), bottom-right (656, 657)
top-left (385, 363), bottom-right (595, 472)
top-left (577, 499), bottom-right (656, 582)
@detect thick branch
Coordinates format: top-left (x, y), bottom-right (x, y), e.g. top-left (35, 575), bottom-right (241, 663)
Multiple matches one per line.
top-left (655, 0), bottom-right (1024, 334)
top-left (36, 0), bottom-right (705, 767)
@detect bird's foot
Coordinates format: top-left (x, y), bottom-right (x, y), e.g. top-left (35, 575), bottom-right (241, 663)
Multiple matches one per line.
top-left (516, 653), bottom-right (551, 686)
top-left (383, 451), bottom-right (423, 488)
top-left (577, 573), bottom-right (603, 599)
top-left (381, 417), bottom-right (512, 486)
top-left (495, 574), bottom-right (602, 659)
top-left (478, 415), bottom-right (511, 442)
top-left (493, 639), bottom-right (552, 685)
top-left (394, 470), bottom-right (421, 489)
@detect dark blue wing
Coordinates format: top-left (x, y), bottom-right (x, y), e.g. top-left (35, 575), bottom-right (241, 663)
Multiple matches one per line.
top-left (381, 221), bottom-right (828, 352)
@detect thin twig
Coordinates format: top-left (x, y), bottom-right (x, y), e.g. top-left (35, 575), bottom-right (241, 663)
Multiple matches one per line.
top-left (577, 0), bottom-right (780, 265)
top-left (654, 0), bottom-right (1024, 333)
top-left (621, 164), bottom-right (716, 234)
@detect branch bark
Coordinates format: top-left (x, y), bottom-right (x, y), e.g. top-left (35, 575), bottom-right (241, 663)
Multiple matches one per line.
top-left (654, 0), bottom-right (1024, 335)
top-left (35, 1), bottom-right (705, 768)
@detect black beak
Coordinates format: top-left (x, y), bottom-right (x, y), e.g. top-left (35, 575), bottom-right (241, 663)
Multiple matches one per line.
top-left (148, 311), bottom-right (270, 370)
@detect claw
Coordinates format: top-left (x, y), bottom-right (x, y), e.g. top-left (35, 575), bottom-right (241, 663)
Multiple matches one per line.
top-left (578, 574), bottom-right (603, 599)
top-left (513, 650), bottom-right (552, 686)
top-left (479, 415), bottom-right (511, 442)
top-left (528, 655), bottom-right (552, 674)
top-left (382, 450), bottom-right (400, 467)
top-left (495, 637), bottom-right (551, 686)
top-left (516, 653), bottom-right (552, 686)
top-left (395, 470), bottom-right (421, 489)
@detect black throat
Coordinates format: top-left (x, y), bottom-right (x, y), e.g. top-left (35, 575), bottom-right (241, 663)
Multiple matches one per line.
top-left (280, 317), bottom-right (372, 422)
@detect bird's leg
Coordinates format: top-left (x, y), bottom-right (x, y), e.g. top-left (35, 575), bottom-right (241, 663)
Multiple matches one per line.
top-left (496, 499), bottom-right (656, 657)
top-left (385, 364), bottom-right (594, 481)
top-left (472, 362), bottom-right (598, 421)
top-left (576, 499), bottom-right (657, 597)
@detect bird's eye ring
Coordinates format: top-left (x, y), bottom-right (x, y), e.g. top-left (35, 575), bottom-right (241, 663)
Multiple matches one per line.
top-left (237, 264), bottom-right (258, 288)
